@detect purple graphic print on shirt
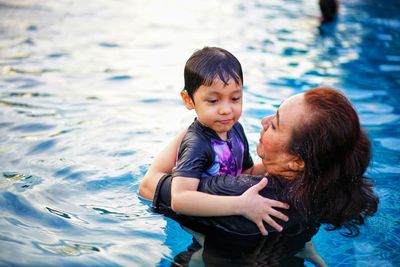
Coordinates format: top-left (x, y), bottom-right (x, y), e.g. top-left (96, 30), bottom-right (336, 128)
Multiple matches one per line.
top-left (202, 134), bottom-right (245, 178)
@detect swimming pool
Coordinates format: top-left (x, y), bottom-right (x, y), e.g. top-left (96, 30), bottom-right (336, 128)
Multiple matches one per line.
top-left (0, 0), bottom-right (399, 266)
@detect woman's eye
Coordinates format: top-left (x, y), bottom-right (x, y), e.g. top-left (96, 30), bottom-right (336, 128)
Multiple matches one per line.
top-left (271, 121), bottom-right (276, 130)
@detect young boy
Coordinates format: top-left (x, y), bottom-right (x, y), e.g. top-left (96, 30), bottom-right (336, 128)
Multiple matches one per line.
top-left (174, 46), bottom-right (261, 180)
top-left (140, 47), bottom-right (288, 235)
top-left (170, 46), bottom-right (270, 218)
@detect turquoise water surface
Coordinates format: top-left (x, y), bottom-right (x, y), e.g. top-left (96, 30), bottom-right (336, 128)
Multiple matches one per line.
top-left (0, 0), bottom-right (399, 266)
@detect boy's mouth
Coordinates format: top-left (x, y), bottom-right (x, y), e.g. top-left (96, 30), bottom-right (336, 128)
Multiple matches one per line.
top-left (218, 119), bottom-right (232, 125)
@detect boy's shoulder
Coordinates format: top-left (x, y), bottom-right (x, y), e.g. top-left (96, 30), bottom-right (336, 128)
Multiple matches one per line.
top-left (180, 120), bottom-right (213, 148)
top-left (230, 121), bottom-right (247, 139)
top-left (178, 121), bottom-right (215, 162)
top-left (231, 121), bottom-right (244, 131)
top-left (186, 119), bottom-right (216, 141)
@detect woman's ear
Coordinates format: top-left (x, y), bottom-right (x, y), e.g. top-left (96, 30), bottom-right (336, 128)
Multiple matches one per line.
top-left (288, 156), bottom-right (305, 172)
top-left (180, 90), bottom-right (194, 110)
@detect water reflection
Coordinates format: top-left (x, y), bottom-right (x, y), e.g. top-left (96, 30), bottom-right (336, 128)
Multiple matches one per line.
top-left (172, 227), bottom-right (320, 267)
top-left (0, 172), bottom-right (42, 192)
top-left (35, 239), bottom-right (102, 256)
top-left (0, 0), bottom-right (399, 266)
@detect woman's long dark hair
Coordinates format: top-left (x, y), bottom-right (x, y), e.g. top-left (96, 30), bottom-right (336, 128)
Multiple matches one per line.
top-left (284, 87), bottom-right (379, 236)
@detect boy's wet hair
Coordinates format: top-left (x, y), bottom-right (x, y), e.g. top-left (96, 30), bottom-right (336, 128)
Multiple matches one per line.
top-left (184, 47), bottom-right (243, 100)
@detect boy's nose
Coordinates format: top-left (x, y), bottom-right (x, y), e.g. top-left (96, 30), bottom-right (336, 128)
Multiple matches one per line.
top-left (219, 103), bottom-right (232, 114)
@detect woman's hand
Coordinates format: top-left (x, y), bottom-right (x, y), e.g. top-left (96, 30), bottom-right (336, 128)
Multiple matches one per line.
top-left (238, 178), bottom-right (289, 235)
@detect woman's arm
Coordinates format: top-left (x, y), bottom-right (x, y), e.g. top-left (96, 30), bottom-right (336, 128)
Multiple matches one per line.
top-left (138, 130), bottom-right (187, 200)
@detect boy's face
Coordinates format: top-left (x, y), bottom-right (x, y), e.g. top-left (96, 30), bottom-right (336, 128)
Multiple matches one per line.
top-left (182, 78), bottom-right (243, 140)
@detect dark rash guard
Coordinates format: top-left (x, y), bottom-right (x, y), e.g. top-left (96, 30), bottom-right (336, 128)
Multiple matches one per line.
top-left (152, 173), bottom-right (318, 237)
top-left (172, 119), bottom-right (254, 179)
top-left (152, 174), bottom-right (319, 266)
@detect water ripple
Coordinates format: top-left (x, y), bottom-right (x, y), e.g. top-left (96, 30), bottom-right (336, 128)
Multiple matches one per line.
top-left (377, 138), bottom-right (400, 152)
top-left (27, 139), bottom-right (57, 155)
top-left (34, 240), bottom-right (103, 256)
top-left (0, 192), bottom-right (73, 229)
top-left (0, 234), bottom-right (25, 245)
top-left (4, 216), bottom-right (38, 229)
top-left (46, 207), bottom-right (72, 219)
top-left (5, 92), bottom-right (52, 98)
top-left (10, 123), bottom-right (55, 132)
top-left (0, 122), bottom-right (13, 128)
top-left (84, 172), bottom-right (134, 191)
top-left (111, 150), bottom-right (135, 157)
top-left (107, 75), bottom-right (133, 81)
top-left (83, 205), bottom-right (131, 222)
top-left (0, 99), bottom-right (43, 109)
top-left (0, 172), bottom-right (42, 192)
top-left (46, 207), bottom-right (89, 224)
top-left (360, 113), bottom-right (400, 126)
top-left (47, 53), bottom-right (67, 58)
top-left (99, 42), bottom-right (120, 48)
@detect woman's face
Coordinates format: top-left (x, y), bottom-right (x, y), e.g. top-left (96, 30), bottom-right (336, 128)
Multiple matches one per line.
top-left (256, 93), bottom-right (307, 177)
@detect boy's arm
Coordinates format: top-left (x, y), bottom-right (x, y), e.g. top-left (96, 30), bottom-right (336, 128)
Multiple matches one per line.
top-left (171, 177), bottom-right (241, 216)
top-left (171, 176), bottom-right (289, 235)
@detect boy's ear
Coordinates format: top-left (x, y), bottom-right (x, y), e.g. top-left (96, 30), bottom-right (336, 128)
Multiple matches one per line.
top-left (180, 90), bottom-right (195, 110)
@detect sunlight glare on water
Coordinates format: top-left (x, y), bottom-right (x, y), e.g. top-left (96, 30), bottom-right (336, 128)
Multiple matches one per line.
top-left (0, 0), bottom-right (399, 266)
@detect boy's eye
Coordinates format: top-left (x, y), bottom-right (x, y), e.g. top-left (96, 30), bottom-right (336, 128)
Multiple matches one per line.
top-left (206, 99), bottom-right (218, 104)
top-left (232, 96), bottom-right (242, 101)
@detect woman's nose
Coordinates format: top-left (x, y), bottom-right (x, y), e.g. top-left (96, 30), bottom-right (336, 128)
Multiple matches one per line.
top-left (261, 115), bottom-right (273, 130)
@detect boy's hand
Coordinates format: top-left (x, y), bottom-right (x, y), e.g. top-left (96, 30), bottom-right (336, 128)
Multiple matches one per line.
top-left (238, 178), bottom-right (289, 235)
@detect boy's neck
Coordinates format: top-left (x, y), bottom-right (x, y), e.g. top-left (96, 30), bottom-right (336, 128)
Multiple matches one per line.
top-left (217, 131), bottom-right (228, 141)
top-left (195, 118), bottom-right (229, 141)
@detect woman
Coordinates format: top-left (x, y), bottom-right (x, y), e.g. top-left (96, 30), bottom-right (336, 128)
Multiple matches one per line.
top-left (139, 87), bottom-right (378, 237)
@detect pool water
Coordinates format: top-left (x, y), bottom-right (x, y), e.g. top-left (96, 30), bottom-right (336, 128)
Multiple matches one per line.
top-left (0, 0), bottom-right (399, 266)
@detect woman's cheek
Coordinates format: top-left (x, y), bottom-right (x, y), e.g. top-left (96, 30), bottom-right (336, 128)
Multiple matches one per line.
top-left (262, 135), bottom-right (271, 150)
top-left (257, 142), bottom-right (267, 159)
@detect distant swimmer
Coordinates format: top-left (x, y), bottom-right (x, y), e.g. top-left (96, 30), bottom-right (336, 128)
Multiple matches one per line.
top-left (319, 0), bottom-right (339, 23)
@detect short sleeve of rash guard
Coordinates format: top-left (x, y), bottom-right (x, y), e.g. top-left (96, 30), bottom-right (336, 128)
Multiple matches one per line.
top-left (172, 132), bottom-right (213, 179)
top-left (234, 123), bottom-right (254, 171)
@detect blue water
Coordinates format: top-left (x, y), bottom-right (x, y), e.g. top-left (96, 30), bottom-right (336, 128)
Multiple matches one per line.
top-left (0, 0), bottom-right (399, 266)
